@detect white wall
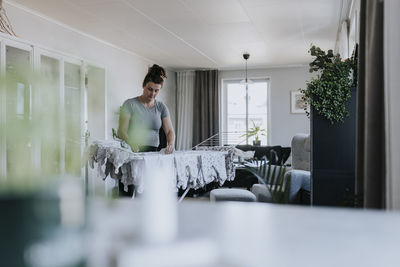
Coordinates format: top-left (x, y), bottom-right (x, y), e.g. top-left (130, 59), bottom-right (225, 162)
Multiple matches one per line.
top-left (4, 2), bottom-right (176, 140)
top-left (220, 66), bottom-right (312, 147)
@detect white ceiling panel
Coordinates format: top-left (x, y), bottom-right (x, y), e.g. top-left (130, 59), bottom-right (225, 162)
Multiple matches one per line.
top-left (181, 0), bottom-right (250, 24)
top-left (7, 0), bottom-right (344, 70)
top-left (74, 0), bottom-right (124, 6)
top-left (124, 0), bottom-right (190, 20)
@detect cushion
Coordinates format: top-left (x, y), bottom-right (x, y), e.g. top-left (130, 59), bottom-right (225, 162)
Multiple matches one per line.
top-left (210, 188), bottom-right (256, 202)
top-left (291, 134), bottom-right (310, 171)
top-left (251, 184), bottom-right (273, 202)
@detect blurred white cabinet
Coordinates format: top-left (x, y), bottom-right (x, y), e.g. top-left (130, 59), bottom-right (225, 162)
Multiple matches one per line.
top-left (0, 34), bottom-right (105, 180)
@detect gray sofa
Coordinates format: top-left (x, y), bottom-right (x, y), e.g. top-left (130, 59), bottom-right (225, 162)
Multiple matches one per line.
top-left (251, 134), bottom-right (311, 204)
top-left (284, 134), bottom-right (311, 204)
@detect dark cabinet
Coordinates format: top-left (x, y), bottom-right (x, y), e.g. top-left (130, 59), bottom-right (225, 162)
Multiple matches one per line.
top-left (311, 87), bottom-right (357, 206)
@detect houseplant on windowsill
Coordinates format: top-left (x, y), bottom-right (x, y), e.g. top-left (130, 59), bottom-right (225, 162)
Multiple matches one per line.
top-left (243, 121), bottom-right (266, 146)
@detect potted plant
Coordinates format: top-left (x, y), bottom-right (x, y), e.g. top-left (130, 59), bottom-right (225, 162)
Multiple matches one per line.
top-left (300, 45), bottom-right (357, 123)
top-left (1, 70), bottom-right (86, 266)
top-left (299, 45), bottom-right (358, 206)
top-left (244, 158), bottom-right (290, 204)
top-left (243, 121), bottom-right (266, 146)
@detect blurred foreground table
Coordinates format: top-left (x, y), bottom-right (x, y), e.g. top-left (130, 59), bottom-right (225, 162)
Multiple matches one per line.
top-left (88, 199), bottom-right (400, 267)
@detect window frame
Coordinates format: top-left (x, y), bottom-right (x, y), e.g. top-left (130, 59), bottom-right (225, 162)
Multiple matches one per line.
top-left (221, 77), bottom-right (271, 145)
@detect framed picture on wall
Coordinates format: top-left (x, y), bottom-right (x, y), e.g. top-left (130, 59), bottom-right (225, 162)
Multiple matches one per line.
top-left (291, 90), bottom-right (308, 114)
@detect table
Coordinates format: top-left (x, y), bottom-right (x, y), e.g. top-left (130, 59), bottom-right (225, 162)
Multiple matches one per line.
top-left (88, 199), bottom-right (400, 267)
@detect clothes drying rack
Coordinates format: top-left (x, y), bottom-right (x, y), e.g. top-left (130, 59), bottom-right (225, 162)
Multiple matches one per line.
top-left (192, 131), bottom-right (247, 149)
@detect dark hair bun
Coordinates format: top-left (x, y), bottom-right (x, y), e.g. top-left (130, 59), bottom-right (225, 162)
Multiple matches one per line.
top-left (148, 64), bottom-right (167, 79)
top-left (143, 64), bottom-right (167, 87)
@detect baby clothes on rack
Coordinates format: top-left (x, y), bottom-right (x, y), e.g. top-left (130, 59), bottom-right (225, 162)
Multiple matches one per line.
top-left (199, 151), bottom-right (227, 186)
top-left (174, 152), bottom-right (200, 190)
top-left (195, 146), bottom-right (236, 182)
top-left (88, 141), bottom-right (232, 194)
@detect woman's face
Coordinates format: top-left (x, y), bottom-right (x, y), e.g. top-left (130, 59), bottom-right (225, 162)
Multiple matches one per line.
top-left (142, 81), bottom-right (162, 102)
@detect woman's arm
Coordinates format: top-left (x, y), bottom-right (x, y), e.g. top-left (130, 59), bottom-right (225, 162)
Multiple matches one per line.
top-left (162, 116), bottom-right (175, 154)
top-left (118, 112), bottom-right (138, 152)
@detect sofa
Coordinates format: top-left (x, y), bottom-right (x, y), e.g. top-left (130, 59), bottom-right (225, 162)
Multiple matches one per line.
top-left (250, 134), bottom-right (311, 204)
top-left (285, 134), bottom-right (311, 204)
top-left (235, 145), bottom-right (291, 165)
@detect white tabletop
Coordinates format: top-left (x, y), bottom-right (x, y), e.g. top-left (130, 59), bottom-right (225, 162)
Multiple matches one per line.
top-left (88, 199), bottom-right (400, 267)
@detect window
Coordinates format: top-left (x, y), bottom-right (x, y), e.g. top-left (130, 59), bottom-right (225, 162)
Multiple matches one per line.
top-left (222, 78), bottom-right (269, 145)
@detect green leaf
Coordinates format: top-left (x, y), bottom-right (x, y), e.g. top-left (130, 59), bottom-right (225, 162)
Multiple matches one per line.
top-left (298, 45), bottom-right (357, 124)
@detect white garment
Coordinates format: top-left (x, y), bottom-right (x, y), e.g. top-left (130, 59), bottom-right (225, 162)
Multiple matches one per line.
top-left (142, 154), bottom-right (176, 193)
top-left (130, 159), bottom-right (144, 194)
top-left (195, 146), bottom-right (236, 181)
top-left (199, 151), bottom-right (227, 187)
top-left (174, 152), bottom-right (200, 190)
top-left (88, 141), bottom-right (230, 193)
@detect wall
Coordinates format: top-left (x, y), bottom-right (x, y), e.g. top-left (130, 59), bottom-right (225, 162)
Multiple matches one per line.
top-left (4, 2), bottom-right (176, 141)
top-left (220, 66), bottom-right (312, 147)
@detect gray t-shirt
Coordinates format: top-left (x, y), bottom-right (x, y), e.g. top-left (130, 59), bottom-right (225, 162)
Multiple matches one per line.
top-left (121, 97), bottom-right (170, 147)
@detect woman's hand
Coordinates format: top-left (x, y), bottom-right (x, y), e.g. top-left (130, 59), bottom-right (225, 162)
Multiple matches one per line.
top-left (165, 144), bottom-right (174, 154)
top-left (162, 116), bottom-right (175, 155)
top-left (131, 144), bottom-right (140, 153)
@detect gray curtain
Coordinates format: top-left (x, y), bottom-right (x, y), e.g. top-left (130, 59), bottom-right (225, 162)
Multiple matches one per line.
top-left (356, 0), bottom-right (385, 209)
top-left (192, 70), bottom-right (219, 147)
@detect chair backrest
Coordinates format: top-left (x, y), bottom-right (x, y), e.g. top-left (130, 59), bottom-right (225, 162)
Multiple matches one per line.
top-left (291, 134), bottom-right (310, 171)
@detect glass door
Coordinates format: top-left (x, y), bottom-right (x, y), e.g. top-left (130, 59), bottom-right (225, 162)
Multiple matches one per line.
top-left (0, 36), bottom-right (99, 182)
top-left (64, 62), bottom-right (82, 176)
top-left (5, 45), bottom-right (33, 178)
top-left (40, 55), bottom-right (61, 175)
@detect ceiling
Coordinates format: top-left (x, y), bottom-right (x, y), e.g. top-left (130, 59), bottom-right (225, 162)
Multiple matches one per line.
top-left (8, 0), bottom-right (344, 70)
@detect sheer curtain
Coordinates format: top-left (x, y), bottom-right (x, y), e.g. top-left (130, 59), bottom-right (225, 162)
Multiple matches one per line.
top-left (176, 71), bottom-right (195, 150)
top-left (337, 20), bottom-right (349, 58)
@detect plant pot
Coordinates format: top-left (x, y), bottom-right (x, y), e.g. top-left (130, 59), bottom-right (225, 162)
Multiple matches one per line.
top-left (0, 190), bottom-right (61, 267)
top-left (253, 140), bottom-right (261, 146)
top-left (0, 180), bottom-right (86, 267)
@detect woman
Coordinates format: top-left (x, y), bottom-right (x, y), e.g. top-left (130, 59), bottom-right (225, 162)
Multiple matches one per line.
top-left (117, 64), bottom-right (175, 196)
